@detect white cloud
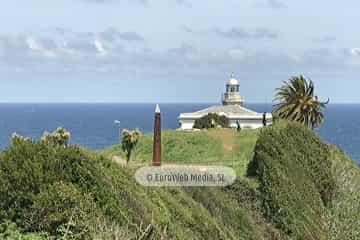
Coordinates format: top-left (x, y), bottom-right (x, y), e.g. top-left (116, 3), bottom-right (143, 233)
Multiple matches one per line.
top-left (175, 0), bottom-right (192, 7)
top-left (351, 48), bottom-right (360, 57)
top-left (94, 39), bottom-right (108, 56)
top-left (313, 36), bottom-right (336, 43)
top-left (98, 28), bottom-right (144, 42)
top-left (26, 37), bottom-right (57, 58)
top-left (215, 27), bottom-right (279, 40)
top-left (254, 0), bottom-right (287, 9)
top-left (0, 27), bottom-right (145, 63)
top-left (265, 0), bottom-right (287, 9)
top-left (349, 48), bottom-right (360, 66)
top-left (82, 0), bottom-right (190, 6)
top-left (0, 29), bottom-right (358, 75)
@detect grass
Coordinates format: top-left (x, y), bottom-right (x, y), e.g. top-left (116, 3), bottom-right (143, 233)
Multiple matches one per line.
top-left (102, 128), bottom-right (260, 177)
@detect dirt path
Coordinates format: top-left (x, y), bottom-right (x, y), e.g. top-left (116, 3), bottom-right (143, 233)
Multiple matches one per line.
top-left (207, 129), bottom-right (236, 151)
top-left (112, 155), bottom-right (128, 166)
top-left (112, 155), bottom-right (147, 167)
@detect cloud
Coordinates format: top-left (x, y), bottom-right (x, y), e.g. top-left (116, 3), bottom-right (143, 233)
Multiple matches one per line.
top-left (94, 39), bottom-right (108, 56)
top-left (82, 0), bottom-right (148, 4)
top-left (349, 48), bottom-right (360, 66)
top-left (254, 0), bottom-right (287, 9)
top-left (118, 32), bottom-right (144, 42)
top-left (25, 37), bottom-right (58, 58)
top-left (168, 43), bottom-right (195, 55)
top-left (253, 28), bottom-right (279, 39)
top-left (215, 27), bottom-right (279, 40)
top-left (180, 26), bottom-right (194, 33)
top-left (81, 0), bottom-right (189, 6)
top-left (215, 27), bottom-right (250, 39)
top-left (168, 43), bottom-right (200, 61)
top-left (350, 48), bottom-right (360, 57)
top-left (182, 26), bottom-right (279, 40)
top-left (0, 27), bottom-right (145, 65)
top-left (313, 36), bottom-right (336, 43)
top-left (98, 28), bottom-right (144, 42)
top-left (0, 35), bottom-right (29, 59)
top-left (175, 0), bottom-right (192, 7)
top-left (265, 0), bottom-right (287, 9)
top-left (180, 26), bottom-right (208, 35)
top-left (0, 28), bottom-right (357, 78)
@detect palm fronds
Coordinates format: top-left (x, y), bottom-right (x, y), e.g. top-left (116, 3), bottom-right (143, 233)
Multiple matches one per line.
top-left (273, 75), bottom-right (329, 129)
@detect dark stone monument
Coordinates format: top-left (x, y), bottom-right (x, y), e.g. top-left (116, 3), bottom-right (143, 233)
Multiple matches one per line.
top-left (152, 104), bottom-right (161, 166)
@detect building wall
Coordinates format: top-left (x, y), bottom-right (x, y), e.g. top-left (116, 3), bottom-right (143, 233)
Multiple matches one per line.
top-left (179, 118), bottom-right (272, 130)
top-left (179, 119), bottom-right (196, 130)
top-left (229, 119), bottom-right (267, 129)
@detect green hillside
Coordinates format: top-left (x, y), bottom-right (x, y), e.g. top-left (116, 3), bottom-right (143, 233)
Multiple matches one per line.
top-left (0, 122), bottom-right (359, 239)
top-left (102, 128), bottom-right (259, 176)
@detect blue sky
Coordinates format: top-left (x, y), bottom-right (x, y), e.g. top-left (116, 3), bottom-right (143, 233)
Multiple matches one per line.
top-left (0, 0), bottom-right (359, 103)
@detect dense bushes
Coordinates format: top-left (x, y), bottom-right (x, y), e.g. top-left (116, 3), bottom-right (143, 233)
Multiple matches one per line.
top-left (324, 146), bottom-right (360, 239)
top-left (27, 182), bottom-right (93, 238)
top-left (193, 113), bottom-right (229, 129)
top-left (0, 133), bottom-right (116, 239)
top-left (249, 122), bottom-right (337, 239)
top-left (0, 221), bottom-right (51, 240)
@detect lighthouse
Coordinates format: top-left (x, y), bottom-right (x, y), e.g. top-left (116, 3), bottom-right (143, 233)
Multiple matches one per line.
top-left (178, 73), bottom-right (273, 130)
top-left (222, 74), bottom-right (244, 106)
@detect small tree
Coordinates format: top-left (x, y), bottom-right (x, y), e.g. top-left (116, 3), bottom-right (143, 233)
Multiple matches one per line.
top-left (273, 75), bottom-right (329, 129)
top-left (193, 113), bottom-right (229, 129)
top-left (121, 128), bottom-right (141, 165)
top-left (41, 127), bottom-right (70, 147)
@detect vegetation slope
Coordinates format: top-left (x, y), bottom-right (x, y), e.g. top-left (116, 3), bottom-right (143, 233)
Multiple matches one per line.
top-left (0, 122), bottom-right (359, 239)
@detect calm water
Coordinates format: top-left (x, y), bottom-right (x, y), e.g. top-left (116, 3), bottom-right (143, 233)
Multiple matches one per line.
top-left (0, 103), bottom-right (359, 163)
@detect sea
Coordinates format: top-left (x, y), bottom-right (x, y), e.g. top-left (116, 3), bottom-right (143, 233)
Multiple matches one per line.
top-left (0, 103), bottom-right (359, 163)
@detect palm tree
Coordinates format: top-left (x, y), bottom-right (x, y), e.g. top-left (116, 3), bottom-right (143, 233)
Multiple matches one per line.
top-left (273, 75), bottom-right (329, 129)
top-left (121, 128), bottom-right (142, 165)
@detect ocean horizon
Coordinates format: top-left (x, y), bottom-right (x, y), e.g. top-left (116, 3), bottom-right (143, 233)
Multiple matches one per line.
top-left (0, 103), bottom-right (359, 163)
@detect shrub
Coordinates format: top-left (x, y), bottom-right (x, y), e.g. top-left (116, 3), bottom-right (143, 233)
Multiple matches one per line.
top-left (0, 138), bottom-right (55, 223)
top-left (41, 127), bottom-right (70, 147)
top-left (121, 128), bottom-right (141, 164)
top-left (26, 182), bottom-right (93, 239)
top-left (0, 135), bottom-right (106, 238)
top-left (249, 121), bottom-right (337, 239)
top-left (0, 221), bottom-right (51, 240)
top-left (193, 113), bottom-right (229, 129)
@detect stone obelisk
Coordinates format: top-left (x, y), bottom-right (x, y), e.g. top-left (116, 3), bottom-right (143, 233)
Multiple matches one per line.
top-left (152, 104), bottom-right (161, 166)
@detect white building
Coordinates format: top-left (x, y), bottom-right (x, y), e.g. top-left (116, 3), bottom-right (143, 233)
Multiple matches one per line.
top-left (178, 74), bottom-right (272, 130)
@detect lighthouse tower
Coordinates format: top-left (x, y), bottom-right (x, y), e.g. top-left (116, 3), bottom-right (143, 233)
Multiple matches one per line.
top-left (222, 74), bottom-right (244, 106)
